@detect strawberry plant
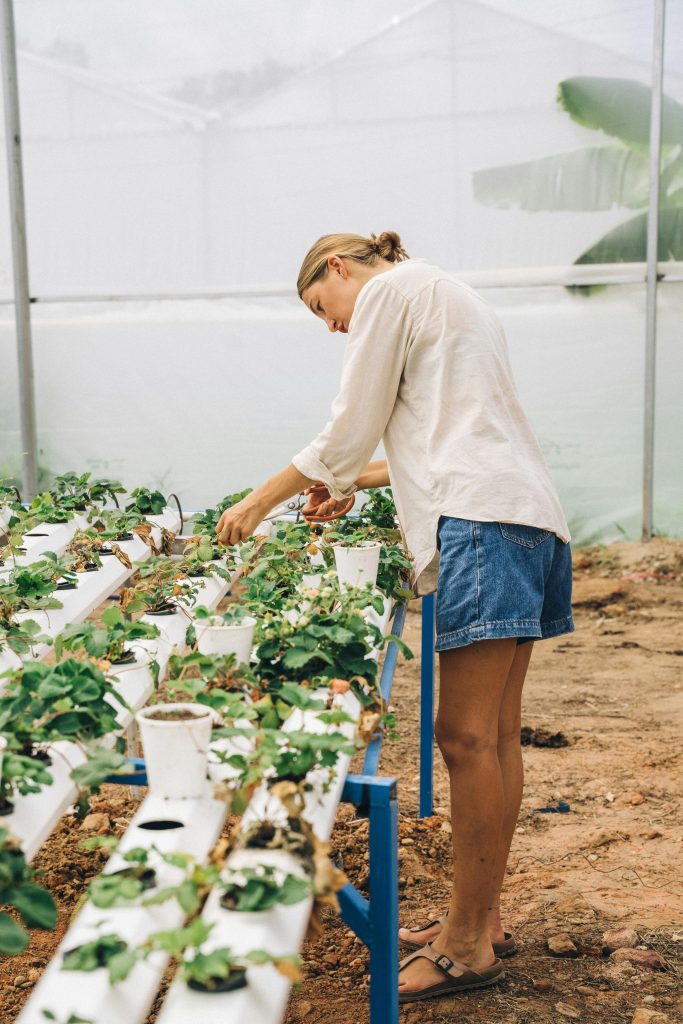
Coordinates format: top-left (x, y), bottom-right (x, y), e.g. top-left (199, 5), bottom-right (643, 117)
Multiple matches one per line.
top-left (0, 659), bottom-right (129, 756)
top-left (219, 864), bottom-right (311, 912)
top-left (125, 488), bottom-right (166, 516)
top-left (0, 561), bottom-right (63, 613)
top-left (176, 537), bottom-right (233, 582)
top-left (0, 614), bottom-right (50, 658)
top-left (192, 488), bottom-right (253, 534)
top-left (86, 846), bottom-right (160, 909)
top-left (0, 750), bottom-right (53, 813)
top-left (89, 507), bottom-right (147, 540)
top-left (61, 933), bottom-right (132, 982)
top-left (55, 606), bottom-right (160, 666)
top-left (20, 492), bottom-right (73, 525)
top-left (49, 472), bottom-right (124, 513)
top-left (119, 557), bottom-right (200, 615)
top-left (0, 826), bottom-right (57, 954)
top-left (253, 583), bottom-right (388, 689)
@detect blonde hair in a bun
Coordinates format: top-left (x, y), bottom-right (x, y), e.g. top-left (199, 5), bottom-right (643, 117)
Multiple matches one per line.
top-left (297, 230), bottom-right (409, 297)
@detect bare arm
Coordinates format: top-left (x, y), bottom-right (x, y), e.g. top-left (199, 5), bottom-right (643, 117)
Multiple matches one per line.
top-left (355, 459), bottom-right (390, 489)
top-left (216, 463), bottom-right (315, 545)
top-left (215, 459), bottom-right (391, 546)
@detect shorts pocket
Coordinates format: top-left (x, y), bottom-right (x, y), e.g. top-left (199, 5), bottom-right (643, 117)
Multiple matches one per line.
top-left (499, 523), bottom-right (552, 549)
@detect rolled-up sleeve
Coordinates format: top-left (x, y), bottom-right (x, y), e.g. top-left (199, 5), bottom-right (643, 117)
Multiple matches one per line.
top-left (291, 280), bottom-right (412, 499)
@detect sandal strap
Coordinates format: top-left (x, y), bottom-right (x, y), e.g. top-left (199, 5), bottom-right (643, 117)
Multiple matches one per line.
top-left (399, 942), bottom-right (474, 980)
top-left (404, 913), bottom-right (447, 935)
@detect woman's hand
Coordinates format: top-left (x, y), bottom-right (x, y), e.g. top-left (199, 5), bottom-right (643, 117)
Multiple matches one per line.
top-left (215, 495), bottom-right (268, 547)
top-left (302, 483), bottom-right (350, 519)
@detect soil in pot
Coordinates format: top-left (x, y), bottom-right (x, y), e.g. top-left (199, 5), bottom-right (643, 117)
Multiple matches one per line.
top-left (144, 604), bottom-right (177, 616)
top-left (24, 532), bottom-right (49, 537)
top-left (187, 968), bottom-right (247, 993)
top-left (145, 708), bottom-right (209, 722)
top-left (0, 797), bottom-right (15, 816)
top-left (56, 581), bottom-right (77, 591)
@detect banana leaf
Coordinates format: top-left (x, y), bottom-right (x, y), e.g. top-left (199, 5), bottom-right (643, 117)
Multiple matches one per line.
top-left (558, 77), bottom-right (683, 148)
top-left (473, 145), bottom-right (651, 212)
top-left (574, 206), bottom-right (683, 265)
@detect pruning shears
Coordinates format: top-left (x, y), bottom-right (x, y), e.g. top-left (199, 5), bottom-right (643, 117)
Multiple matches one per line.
top-left (264, 486), bottom-right (355, 524)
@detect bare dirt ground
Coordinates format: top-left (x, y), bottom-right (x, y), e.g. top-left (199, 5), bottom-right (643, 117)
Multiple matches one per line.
top-left (2, 539), bottom-right (682, 1024)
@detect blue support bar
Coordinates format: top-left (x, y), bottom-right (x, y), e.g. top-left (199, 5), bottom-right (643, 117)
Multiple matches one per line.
top-left (362, 602), bottom-right (407, 777)
top-left (419, 593), bottom-right (436, 817)
top-left (105, 756), bottom-right (147, 786)
top-left (337, 882), bottom-right (372, 946)
top-left (368, 777), bottom-right (399, 1024)
top-left (339, 775), bottom-right (399, 1024)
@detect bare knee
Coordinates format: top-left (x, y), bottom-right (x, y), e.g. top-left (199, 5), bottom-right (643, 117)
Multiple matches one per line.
top-left (434, 718), bottom-right (497, 771)
top-left (496, 721), bottom-right (521, 752)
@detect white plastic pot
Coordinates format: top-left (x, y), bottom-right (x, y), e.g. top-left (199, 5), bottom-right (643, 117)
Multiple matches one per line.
top-left (136, 702), bottom-right (212, 799)
top-left (332, 542), bottom-right (381, 589)
top-left (195, 615), bottom-right (256, 664)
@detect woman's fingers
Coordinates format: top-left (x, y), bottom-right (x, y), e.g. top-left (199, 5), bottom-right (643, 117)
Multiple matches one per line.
top-left (215, 500), bottom-right (264, 546)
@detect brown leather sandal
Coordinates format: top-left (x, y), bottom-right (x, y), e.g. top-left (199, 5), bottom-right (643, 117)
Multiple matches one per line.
top-left (398, 942), bottom-right (504, 1003)
top-left (400, 914), bottom-right (518, 958)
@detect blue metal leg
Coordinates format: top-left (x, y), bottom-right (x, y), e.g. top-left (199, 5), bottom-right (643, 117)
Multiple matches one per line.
top-left (419, 593), bottom-right (436, 818)
top-left (368, 777), bottom-right (399, 1024)
top-left (363, 602), bottom-right (407, 777)
top-left (339, 775), bottom-right (398, 1024)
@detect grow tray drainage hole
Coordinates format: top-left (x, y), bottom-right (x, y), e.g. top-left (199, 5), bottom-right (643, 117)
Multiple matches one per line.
top-left (138, 819), bottom-right (184, 831)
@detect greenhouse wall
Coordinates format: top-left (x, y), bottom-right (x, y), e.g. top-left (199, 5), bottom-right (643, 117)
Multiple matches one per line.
top-left (0, 0), bottom-right (681, 543)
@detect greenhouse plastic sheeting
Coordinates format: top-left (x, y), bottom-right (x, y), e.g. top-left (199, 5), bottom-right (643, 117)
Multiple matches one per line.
top-left (0, 0), bottom-right (678, 293)
top-left (2, 283), bottom-right (680, 545)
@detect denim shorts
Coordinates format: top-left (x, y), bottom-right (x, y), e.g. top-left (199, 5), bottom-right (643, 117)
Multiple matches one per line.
top-left (435, 516), bottom-right (574, 652)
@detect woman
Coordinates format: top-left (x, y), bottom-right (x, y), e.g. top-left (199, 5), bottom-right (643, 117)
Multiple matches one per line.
top-left (215, 231), bottom-right (574, 1003)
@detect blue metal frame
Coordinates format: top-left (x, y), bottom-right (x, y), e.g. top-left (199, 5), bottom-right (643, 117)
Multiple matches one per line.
top-left (362, 601), bottom-right (407, 777)
top-left (338, 775), bottom-right (398, 1024)
top-left (419, 593), bottom-right (436, 818)
top-left (106, 598), bottom-right (432, 1024)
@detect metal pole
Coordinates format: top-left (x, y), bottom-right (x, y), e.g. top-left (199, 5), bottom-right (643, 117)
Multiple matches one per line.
top-left (419, 593), bottom-right (435, 818)
top-left (0, 0), bottom-right (37, 499)
top-left (642, 0), bottom-right (666, 540)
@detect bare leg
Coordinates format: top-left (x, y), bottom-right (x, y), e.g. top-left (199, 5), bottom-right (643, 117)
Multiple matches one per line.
top-left (398, 640), bottom-right (534, 950)
top-left (488, 641), bottom-right (533, 940)
top-left (399, 638), bottom-right (517, 995)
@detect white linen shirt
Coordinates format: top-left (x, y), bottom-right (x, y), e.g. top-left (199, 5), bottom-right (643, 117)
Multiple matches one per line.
top-left (292, 259), bottom-right (571, 595)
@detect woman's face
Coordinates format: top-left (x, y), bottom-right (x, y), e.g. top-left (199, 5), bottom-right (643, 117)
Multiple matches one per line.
top-left (301, 255), bottom-right (366, 334)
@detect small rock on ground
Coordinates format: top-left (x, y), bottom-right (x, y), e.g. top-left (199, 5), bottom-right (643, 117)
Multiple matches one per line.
top-left (555, 1001), bottom-right (582, 1019)
top-left (547, 933), bottom-right (579, 958)
top-left (602, 928), bottom-right (639, 953)
top-left (630, 1009), bottom-right (669, 1024)
top-left (610, 948), bottom-right (667, 971)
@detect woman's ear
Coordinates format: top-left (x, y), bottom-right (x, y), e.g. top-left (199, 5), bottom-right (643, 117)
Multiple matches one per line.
top-left (327, 254), bottom-right (347, 278)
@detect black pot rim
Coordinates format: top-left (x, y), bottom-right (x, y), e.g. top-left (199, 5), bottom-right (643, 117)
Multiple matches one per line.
top-left (111, 650), bottom-right (137, 666)
top-left (0, 798), bottom-right (15, 816)
top-left (107, 866), bottom-right (156, 887)
top-left (187, 968), bottom-right (247, 993)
